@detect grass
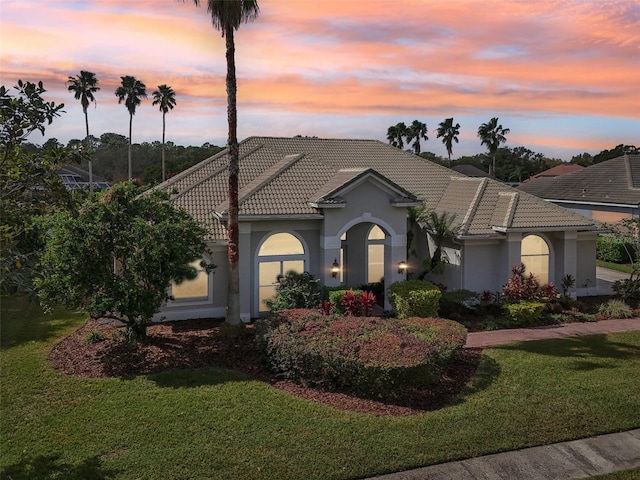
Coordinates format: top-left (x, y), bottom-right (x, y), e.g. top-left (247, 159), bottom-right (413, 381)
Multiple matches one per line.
top-left (597, 259), bottom-right (634, 274)
top-left (2, 295), bottom-right (640, 480)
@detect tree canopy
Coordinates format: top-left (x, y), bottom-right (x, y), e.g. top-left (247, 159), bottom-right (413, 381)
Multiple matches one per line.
top-left (36, 181), bottom-right (211, 341)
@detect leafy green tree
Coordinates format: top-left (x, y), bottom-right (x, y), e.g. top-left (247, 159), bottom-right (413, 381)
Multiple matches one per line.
top-left (436, 117), bottom-right (460, 166)
top-left (190, 0), bottom-right (259, 326)
top-left (406, 120), bottom-right (428, 154)
top-left (386, 122), bottom-right (407, 149)
top-left (36, 182), bottom-right (210, 341)
top-left (477, 117), bottom-right (510, 178)
top-left (67, 71), bottom-right (100, 191)
top-left (115, 75), bottom-right (147, 180)
top-left (593, 144), bottom-right (639, 164)
top-left (570, 152), bottom-right (593, 167)
top-left (152, 84), bottom-right (177, 182)
top-left (1, 80), bottom-right (80, 292)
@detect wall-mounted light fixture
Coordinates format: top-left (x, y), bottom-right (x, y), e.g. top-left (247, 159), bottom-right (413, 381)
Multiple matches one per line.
top-left (331, 258), bottom-right (340, 278)
top-left (398, 260), bottom-right (408, 274)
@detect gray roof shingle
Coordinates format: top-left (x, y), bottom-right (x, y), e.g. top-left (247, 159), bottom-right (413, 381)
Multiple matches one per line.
top-left (155, 136), bottom-right (599, 240)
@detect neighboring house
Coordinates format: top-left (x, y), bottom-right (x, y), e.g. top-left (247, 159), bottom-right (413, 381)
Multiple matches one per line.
top-left (154, 137), bottom-right (601, 322)
top-left (57, 164), bottom-right (111, 190)
top-left (450, 164), bottom-right (489, 177)
top-left (523, 163), bottom-right (583, 182)
top-left (518, 155), bottom-right (640, 224)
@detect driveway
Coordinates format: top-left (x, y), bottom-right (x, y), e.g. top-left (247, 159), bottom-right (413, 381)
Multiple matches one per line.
top-left (596, 266), bottom-right (631, 295)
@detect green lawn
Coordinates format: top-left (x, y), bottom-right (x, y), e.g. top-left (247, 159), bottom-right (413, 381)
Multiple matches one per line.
top-left (597, 259), bottom-right (634, 274)
top-left (2, 295), bottom-right (639, 480)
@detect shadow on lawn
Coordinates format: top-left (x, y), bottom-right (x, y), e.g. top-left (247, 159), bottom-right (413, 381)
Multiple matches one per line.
top-left (1, 453), bottom-right (120, 480)
top-left (494, 334), bottom-right (640, 371)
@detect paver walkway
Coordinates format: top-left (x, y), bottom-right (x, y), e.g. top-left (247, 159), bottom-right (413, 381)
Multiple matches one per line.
top-left (365, 317), bottom-right (640, 480)
top-left (466, 317), bottom-right (640, 348)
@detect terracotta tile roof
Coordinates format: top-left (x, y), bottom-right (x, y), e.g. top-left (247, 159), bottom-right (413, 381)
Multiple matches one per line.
top-left (154, 136), bottom-right (600, 241)
top-left (525, 163), bottom-right (584, 181)
top-left (451, 164), bottom-right (489, 177)
top-left (519, 155), bottom-right (640, 206)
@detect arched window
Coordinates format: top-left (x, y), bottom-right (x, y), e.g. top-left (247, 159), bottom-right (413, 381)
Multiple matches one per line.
top-left (367, 225), bottom-right (385, 283)
top-left (258, 232), bottom-right (305, 312)
top-left (521, 234), bottom-right (550, 285)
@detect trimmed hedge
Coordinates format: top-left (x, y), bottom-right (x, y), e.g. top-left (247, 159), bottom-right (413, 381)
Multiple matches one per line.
top-left (387, 280), bottom-right (441, 318)
top-left (597, 236), bottom-right (635, 264)
top-left (255, 309), bottom-right (467, 393)
top-left (503, 301), bottom-right (546, 326)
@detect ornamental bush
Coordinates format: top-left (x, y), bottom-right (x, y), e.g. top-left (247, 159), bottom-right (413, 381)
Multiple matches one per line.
top-left (255, 309), bottom-right (467, 394)
top-left (387, 280), bottom-right (441, 318)
top-left (598, 299), bottom-right (633, 319)
top-left (597, 236), bottom-right (635, 264)
top-left (263, 271), bottom-right (322, 312)
top-left (502, 301), bottom-right (546, 326)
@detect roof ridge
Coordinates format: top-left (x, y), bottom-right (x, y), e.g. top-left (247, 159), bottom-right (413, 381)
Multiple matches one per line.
top-left (215, 152), bottom-right (305, 213)
top-left (498, 191), bottom-right (519, 228)
top-left (460, 177), bottom-right (488, 233)
top-left (171, 143), bottom-right (266, 202)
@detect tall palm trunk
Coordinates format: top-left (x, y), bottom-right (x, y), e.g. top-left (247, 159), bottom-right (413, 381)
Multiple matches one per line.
top-left (225, 25), bottom-right (241, 325)
top-left (161, 112), bottom-right (166, 182)
top-left (128, 113), bottom-right (133, 180)
top-left (84, 111), bottom-right (93, 192)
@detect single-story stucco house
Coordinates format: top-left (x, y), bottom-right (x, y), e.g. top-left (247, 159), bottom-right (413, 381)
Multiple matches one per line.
top-left (154, 136), bottom-right (601, 322)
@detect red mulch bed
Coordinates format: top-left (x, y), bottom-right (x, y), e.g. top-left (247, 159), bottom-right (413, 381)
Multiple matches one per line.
top-left (48, 318), bottom-right (482, 416)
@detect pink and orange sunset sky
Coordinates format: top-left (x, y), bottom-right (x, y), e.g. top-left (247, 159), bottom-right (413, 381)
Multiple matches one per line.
top-left (1, 0), bottom-right (638, 161)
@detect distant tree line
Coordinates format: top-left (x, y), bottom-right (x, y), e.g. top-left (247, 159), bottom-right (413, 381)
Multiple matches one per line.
top-left (23, 134), bottom-right (223, 184)
top-left (387, 118), bottom-right (637, 183)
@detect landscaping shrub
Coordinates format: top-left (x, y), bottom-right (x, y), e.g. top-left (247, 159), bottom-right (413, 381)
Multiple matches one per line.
top-left (359, 282), bottom-right (385, 306)
top-left (327, 289), bottom-right (363, 315)
top-left (387, 280), bottom-right (441, 318)
top-left (263, 271), bottom-right (322, 312)
top-left (597, 236), bottom-right (635, 264)
top-left (598, 299), bottom-right (633, 319)
top-left (502, 301), bottom-right (546, 326)
top-left (255, 309), bottom-right (467, 393)
top-left (612, 276), bottom-right (640, 304)
top-left (439, 289), bottom-right (477, 319)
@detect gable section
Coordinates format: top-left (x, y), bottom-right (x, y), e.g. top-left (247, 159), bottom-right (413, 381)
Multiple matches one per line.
top-left (309, 168), bottom-right (421, 208)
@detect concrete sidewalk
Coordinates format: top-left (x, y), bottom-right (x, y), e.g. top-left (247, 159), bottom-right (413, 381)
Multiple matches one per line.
top-left (365, 315), bottom-right (640, 480)
top-left (367, 429), bottom-right (640, 479)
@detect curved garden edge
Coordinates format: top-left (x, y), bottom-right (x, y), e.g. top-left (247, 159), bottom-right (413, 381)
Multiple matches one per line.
top-left (47, 316), bottom-right (483, 417)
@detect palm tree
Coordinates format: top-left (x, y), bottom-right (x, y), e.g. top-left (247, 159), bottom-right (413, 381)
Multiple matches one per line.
top-left (115, 75), bottom-right (147, 180)
top-left (386, 122), bottom-right (407, 149)
top-left (477, 117), bottom-right (510, 178)
top-left (191, 0), bottom-right (259, 326)
top-left (152, 84), bottom-right (177, 182)
top-left (419, 210), bottom-right (458, 273)
top-left (436, 117), bottom-right (460, 166)
top-left (67, 71), bottom-right (100, 191)
top-left (406, 120), bottom-right (428, 154)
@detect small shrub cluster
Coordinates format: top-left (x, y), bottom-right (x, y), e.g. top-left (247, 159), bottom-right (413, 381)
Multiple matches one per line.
top-left (263, 271), bottom-right (322, 312)
top-left (255, 309), bottom-right (467, 394)
top-left (598, 299), bottom-right (633, 319)
top-left (502, 264), bottom-right (558, 302)
top-left (502, 301), bottom-right (546, 326)
top-left (388, 280), bottom-right (441, 319)
top-left (597, 236), bottom-right (635, 264)
top-left (612, 274), bottom-right (640, 304)
top-left (85, 330), bottom-right (106, 344)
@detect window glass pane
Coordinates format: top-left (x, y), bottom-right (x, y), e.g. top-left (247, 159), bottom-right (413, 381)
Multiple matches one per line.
top-left (282, 260), bottom-right (304, 274)
top-left (368, 244), bottom-right (384, 283)
top-left (521, 235), bottom-right (549, 285)
top-left (522, 235), bottom-right (548, 255)
top-left (172, 261), bottom-right (208, 299)
top-left (259, 232), bottom-right (304, 256)
top-left (259, 286), bottom-right (277, 312)
top-left (368, 225), bottom-right (385, 240)
top-left (259, 261), bottom-right (281, 286)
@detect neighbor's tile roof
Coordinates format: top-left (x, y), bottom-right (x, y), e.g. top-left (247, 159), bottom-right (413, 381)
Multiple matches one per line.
top-left (155, 136), bottom-right (599, 240)
top-left (524, 163), bottom-right (583, 181)
top-left (518, 155), bottom-right (640, 207)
